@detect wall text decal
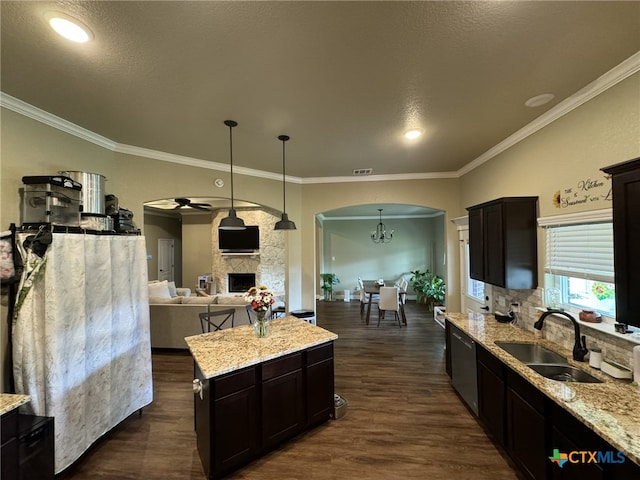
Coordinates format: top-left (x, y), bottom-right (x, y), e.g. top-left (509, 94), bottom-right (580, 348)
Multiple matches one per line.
top-left (553, 174), bottom-right (612, 209)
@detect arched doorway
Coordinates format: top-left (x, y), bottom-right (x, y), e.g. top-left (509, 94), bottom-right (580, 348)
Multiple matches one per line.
top-left (314, 203), bottom-right (445, 302)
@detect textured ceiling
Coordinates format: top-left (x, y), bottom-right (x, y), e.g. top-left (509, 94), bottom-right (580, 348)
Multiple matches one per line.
top-left (1, 1), bottom-right (639, 180)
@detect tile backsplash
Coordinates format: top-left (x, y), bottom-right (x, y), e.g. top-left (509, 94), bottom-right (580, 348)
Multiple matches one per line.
top-left (492, 286), bottom-right (640, 370)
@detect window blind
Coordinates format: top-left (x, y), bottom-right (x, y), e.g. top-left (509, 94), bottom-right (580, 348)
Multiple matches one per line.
top-left (544, 222), bottom-right (614, 283)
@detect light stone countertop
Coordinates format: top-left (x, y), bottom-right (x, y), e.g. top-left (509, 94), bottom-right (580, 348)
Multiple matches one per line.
top-left (185, 316), bottom-right (338, 380)
top-left (446, 312), bottom-right (640, 466)
top-left (0, 393), bottom-right (30, 416)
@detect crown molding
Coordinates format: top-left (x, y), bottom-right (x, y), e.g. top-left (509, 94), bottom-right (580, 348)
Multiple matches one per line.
top-left (457, 51), bottom-right (640, 177)
top-left (0, 92), bottom-right (116, 150)
top-left (2, 51), bottom-right (638, 183)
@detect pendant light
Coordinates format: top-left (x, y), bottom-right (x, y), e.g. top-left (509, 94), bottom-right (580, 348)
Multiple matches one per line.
top-left (274, 134), bottom-right (297, 230)
top-left (371, 208), bottom-right (393, 243)
top-left (219, 120), bottom-right (246, 230)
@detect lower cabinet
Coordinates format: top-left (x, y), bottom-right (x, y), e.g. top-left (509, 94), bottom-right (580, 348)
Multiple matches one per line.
top-left (194, 341), bottom-right (335, 479)
top-left (1, 409), bottom-right (19, 480)
top-left (262, 353), bottom-right (304, 449)
top-left (471, 342), bottom-right (640, 480)
top-left (477, 345), bottom-right (505, 445)
top-left (505, 371), bottom-right (547, 480)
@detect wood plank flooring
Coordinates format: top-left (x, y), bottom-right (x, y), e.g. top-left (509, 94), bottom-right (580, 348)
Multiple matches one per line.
top-left (58, 301), bottom-right (522, 479)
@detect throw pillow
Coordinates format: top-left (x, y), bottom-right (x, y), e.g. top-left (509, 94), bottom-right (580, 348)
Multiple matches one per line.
top-left (148, 280), bottom-right (171, 299)
top-left (182, 296), bottom-right (217, 305)
top-left (167, 281), bottom-right (178, 297)
top-left (149, 296), bottom-right (182, 304)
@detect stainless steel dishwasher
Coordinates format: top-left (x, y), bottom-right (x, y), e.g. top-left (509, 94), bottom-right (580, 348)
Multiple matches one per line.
top-left (449, 323), bottom-right (478, 416)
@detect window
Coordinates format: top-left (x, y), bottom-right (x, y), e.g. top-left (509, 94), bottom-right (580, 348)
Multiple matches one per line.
top-left (465, 243), bottom-right (485, 301)
top-left (544, 219), bottom-right (615, 318)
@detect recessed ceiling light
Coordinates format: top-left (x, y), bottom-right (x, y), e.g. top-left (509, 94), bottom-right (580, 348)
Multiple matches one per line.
top-left (46, 12), bottom-right (93, 43)
top-left (404, 128), bottom-right (423, 140)
top-left (525, 93), bottom-right (555, 108)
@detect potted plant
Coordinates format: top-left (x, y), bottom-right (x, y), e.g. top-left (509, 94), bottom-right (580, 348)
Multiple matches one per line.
top-left (320, 273), bottom-right (340, 301)
top-left (425, 275), bottom-right (445, 311)
top-left (409, 269), bottom-right (431, 304)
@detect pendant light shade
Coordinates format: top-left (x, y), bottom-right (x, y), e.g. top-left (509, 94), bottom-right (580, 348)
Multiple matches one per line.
top-left (274, 134), bottom-right (297, 230)
top-left (219, 120), bottom-right (246, 230)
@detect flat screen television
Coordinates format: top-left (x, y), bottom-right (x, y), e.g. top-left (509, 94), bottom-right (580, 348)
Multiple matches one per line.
top-left (218, 225), bottom-right (260, 251)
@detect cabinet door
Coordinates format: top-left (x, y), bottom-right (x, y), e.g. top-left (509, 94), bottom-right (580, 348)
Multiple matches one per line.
top-left (483, 202), bottom-right (505, 287)
top-left (609, 164), bottom-right (640, 327)
top-left (549, 426), bottom-right (604, 480)
top-left (306, 358), bottom-right (334, 425)
top-left (214, 386), bottom-right (258, 474)
top-left (468, 207), bottom-right (484, 281)
top-left (506, 386), bottom-right (547, 480)
top-left (262, 369), bottom-right (304, 449)
top-left (1, 437), bottom-right (19, 480)
top-left (306, 343), bottom-right (334, 426)
top-left (477, 361), bottom-right (505, 445)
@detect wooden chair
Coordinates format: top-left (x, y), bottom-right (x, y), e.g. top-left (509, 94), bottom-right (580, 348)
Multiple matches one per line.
top-left (198, 308), bottom-right (236, 333)
top-left (377, 286), bottom-right (401, 328)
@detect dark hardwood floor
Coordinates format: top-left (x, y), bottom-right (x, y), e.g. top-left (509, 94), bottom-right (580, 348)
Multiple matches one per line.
top-left (58, 300), bottom-right (521, 479)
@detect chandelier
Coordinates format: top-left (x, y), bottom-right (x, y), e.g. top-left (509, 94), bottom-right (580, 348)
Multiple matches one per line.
top-left (371, 208), bottom-right (393, 244)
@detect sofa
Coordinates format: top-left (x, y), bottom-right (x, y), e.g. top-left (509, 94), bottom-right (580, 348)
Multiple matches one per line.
top-left (148, 280), bottom-right (251, 349)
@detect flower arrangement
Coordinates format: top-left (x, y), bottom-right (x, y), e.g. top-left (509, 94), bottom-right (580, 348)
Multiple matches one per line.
top-left (244, 286), bottom-right (275, 337)
top-left (244, 285), bottom-right (276, 314)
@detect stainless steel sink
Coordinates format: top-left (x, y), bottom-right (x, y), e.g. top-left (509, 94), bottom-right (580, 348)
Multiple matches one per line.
top-left (527, 363), bottom-right (603, 383)
top-left (495, 341), bottom-right (567, 364)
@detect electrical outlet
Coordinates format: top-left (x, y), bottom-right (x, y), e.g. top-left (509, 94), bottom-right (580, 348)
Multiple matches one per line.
top-left (510, 302), bottom-right (520, 314)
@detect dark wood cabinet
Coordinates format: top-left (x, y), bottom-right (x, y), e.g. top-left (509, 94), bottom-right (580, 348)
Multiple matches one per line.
top-left (601, 157), bottom-right (640, 328)
top-left (506, 370), bottom-right (547, 480)
top-left (195, 365), bottom-right (259, 478)
top-left (462, 341), bottom-right (640, 479)
top-left (477, 345), bottom-right (505, 445)
top-left (467, 197), bottom-right (538, 289)
top-left (194, 341), bottom-right (335, 479)
top-left (305, 342), bottom-right (335, 426)
top-left (262, 353), bottom-right (304, 449)
top-left (1, 409), bottom-right (19, 480)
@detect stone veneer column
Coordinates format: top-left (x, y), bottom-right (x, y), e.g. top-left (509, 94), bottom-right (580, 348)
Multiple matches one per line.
top-left (210, 209), bottom-right (285, 294)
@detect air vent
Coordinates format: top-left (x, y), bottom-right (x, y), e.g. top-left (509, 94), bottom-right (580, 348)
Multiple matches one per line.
top-left (353, 168), bottom-right (373, 175)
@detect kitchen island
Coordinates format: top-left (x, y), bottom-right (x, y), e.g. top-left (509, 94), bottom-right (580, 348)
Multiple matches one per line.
top-left (185, 316), bottom-right (338, 479)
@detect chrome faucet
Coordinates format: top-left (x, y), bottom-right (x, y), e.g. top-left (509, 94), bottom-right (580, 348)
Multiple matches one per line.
top-left (533, 310), bottom-right (589, 362)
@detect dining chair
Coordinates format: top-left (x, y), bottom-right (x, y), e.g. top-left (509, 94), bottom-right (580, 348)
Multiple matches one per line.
top-left (199, 308), bottom-right (236, 333)
top-left (399, 278), bottom-right (408, 304)
top-left (358, 278), bottom-right (366, 314)
top-left (377, 286), bottom-right (402, 328)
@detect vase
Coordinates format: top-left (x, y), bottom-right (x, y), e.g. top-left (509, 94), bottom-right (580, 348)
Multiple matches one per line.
top-left (253, 311), bottom-right (270, 337)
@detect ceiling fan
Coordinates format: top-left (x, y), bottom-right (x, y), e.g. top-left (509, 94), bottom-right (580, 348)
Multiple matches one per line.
top-left (173, 197), bottom-right (211, 210)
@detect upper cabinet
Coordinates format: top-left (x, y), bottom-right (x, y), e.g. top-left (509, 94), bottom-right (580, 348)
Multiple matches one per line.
top-left (601, 157), bottom-right (640, 328)
top-left (467, 197), bottom-right (538, 290)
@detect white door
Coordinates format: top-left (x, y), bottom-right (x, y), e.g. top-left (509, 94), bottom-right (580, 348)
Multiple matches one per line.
top-left (158, 238), bottom-right (174, 282)
top-left (458, 228), bottom-right (492, 314)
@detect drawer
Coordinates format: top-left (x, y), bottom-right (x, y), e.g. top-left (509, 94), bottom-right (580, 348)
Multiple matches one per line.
top-left (1, 409), bottom-right (18, 445)
top-left (477, 345), bottom-right (505, 378)
top-left (214, 366), bottom-right (256, 400)
top-left (306, 342), bottom-right (333, 366)
top-left (262, 352), bottom-right (302, 381)
top-left (507, 368), bottom-right (546, 414)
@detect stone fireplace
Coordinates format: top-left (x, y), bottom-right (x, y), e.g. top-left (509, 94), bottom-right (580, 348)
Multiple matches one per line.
top-left (210, 209), bottom-right (285, 294)
top-left (228, 273), bottom-right (256, 293)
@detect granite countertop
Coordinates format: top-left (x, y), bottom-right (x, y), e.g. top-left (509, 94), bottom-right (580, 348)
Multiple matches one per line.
top-left (446, 312), bottom-right (640, 466)
top-left (0, 393), bottom-right (30, 416)
top-left (185, 316), bottom-right (338, 380)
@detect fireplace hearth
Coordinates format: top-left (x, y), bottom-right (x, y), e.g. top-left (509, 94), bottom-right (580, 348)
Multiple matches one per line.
top-left (228, 273), bottom-right (256, 293)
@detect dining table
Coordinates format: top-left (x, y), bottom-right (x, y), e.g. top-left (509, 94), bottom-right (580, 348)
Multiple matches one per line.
top-left (363, 281), bottom-right (407, 325)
